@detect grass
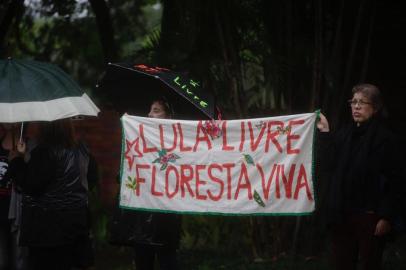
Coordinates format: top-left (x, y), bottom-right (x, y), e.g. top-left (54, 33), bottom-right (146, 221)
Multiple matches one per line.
top-left (90, 234), bottom-right (406, 269)
top-left (92, 246), bottom-right (330, 270)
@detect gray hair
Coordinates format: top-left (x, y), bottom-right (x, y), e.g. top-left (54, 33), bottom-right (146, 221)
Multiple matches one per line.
top-left (352, 83), bottom-right (383, 112)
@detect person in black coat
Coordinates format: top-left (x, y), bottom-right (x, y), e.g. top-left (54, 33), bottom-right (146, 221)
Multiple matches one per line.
top-left (111, 98), bottom-right (181, 270)
top-left (8, 119), bottom-right (90, 270)
top-left (317, 83), bottom-right (404, 270)
top-left (0, 124), bottom-right (17, 270)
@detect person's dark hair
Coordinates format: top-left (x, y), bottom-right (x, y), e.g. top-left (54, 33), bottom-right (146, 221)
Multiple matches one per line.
top-left (352, 83), bottom-right (384, 113)
top-left (38, 119), bottom-right (77, 148)
top-left (151, 98), bottom-right (174, 118)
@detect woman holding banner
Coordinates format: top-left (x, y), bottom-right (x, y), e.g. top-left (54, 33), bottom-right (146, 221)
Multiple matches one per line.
top-left (317, 83), bottom-right (404, 270)
top-left (131, 98), bottom-right (181, 270)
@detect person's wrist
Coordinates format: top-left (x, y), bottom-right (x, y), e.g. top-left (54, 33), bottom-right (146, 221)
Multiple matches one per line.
top-left (317, 125), bottom-right (330, 132)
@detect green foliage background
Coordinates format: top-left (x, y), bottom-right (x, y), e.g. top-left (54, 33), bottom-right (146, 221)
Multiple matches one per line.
top-left (1, 0), bottom-right (406, 269)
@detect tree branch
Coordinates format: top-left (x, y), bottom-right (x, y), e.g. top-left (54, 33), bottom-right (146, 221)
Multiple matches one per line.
top-left (0, 0), bottom-right (24, 56)
top-left (88, 0), bottom-right (117, 63)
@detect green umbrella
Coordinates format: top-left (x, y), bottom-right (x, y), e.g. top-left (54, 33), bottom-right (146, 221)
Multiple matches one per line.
top-left (0, 58), bottom-right (99, 123)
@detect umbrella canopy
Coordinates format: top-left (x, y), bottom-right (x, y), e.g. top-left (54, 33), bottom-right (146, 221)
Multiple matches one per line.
top-left (98, 63), bottom-right (215, 119)
top-left (0, 58), bottom-right (100, 123)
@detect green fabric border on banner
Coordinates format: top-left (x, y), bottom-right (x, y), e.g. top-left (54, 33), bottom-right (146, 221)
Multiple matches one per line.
top-left (311, 109), bottom-right (321, 212)
top-left (118, 116), bottom-right (126, 204)
top-left (119, 205), bottom-right (314, 217)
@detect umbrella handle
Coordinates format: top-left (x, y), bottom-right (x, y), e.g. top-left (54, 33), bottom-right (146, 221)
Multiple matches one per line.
top-left (19, 122), bottom-right (24, 143)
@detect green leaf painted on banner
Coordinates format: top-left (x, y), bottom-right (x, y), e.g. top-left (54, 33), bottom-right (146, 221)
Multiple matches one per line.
top-left (254, 190), bottom-right (266, 207)
top-left (167, 153), bottom-right (180, 162)
top-left (160, 163), bottom-right (168, 171)
top-left (243, 154), bottom-right (255, 166)
top-left (158, 149), bottom-right (167, 157)
top-left (125, 176), bottom-right (137, 191)
top-left (152, 158), bottom-right (160, 163)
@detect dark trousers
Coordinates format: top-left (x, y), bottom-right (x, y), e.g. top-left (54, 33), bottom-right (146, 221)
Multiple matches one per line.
top-left (134, 244), bottom-right (178, 270)
top-left (331, 213), bottom-right (386, 270)
top-left (0, 223), bottom-right (10, 270)
top-left (0, 223), bottom-right (30, 270)
top-left (29, 245), bottom-right (74, 270)
top-left (11, 229), bottom-right (30, 270)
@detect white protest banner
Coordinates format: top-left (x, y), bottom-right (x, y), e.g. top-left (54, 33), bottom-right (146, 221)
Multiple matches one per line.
top-left (119, 112), bottom-right (318, 215)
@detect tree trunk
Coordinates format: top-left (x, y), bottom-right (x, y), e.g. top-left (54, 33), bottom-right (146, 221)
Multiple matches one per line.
top-left (158, 0), bottom-right (181, 65)
top-left (310, 0), bottom-right (323, 111)
top-left (290, 216), bottom-right (302, 259)
top-left (214, 1), bottom-right (244, 118)
top-left (285, 0), bottom-right (293, 112)
top-left (360, 0), bottom-right (376, 82)
top-left (323, 0), bottom-right (344, 123)
top-left (342, 0), bottom-right (366, 90)
top-left (0, 0), bottom-right (24, 56)
top-left (88, 0), bottom-right (117, 63)
top-left (333, 0), bottom-right (366, 126)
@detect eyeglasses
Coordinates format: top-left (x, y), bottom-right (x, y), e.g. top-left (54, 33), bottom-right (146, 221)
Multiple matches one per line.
top-left (348, 99), bottom-right (372, 107)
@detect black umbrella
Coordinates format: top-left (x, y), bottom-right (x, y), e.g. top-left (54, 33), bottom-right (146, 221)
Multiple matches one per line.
top-left (97, 63), bottom-right (215, 119)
